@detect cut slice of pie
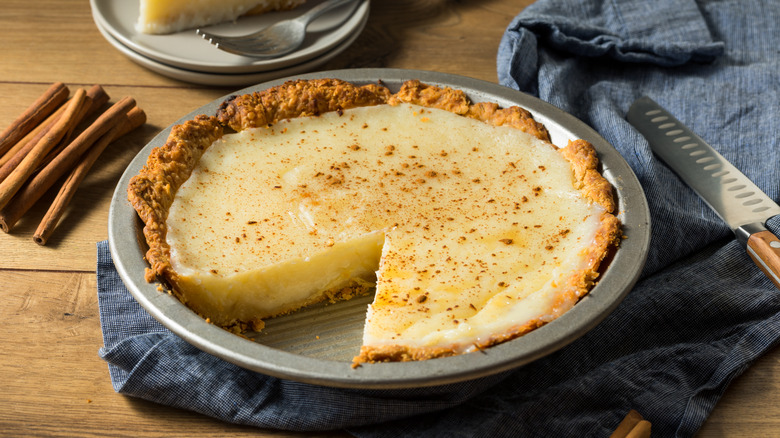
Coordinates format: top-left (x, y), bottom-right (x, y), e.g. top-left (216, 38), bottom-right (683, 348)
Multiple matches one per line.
top-left (128, 79), bottom-right (621, 365)
top-left (136, 0), bottom-right (306, 35)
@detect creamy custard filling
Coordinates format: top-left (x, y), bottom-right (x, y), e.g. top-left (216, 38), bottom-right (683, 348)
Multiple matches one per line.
top-left (166, 103), bottom-right (609, 348)
top-left (367, 212), bottom-right (604, 353)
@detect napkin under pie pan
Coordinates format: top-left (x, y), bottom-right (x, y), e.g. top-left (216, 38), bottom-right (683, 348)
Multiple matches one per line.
top-left (108, 68), bottom-right (651, 389)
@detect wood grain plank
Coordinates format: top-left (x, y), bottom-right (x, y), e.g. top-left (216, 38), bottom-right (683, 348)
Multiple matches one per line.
top-left (1, 1), bottom-right (181, 86)
top-left (317, 0), bottom-right (522, 83)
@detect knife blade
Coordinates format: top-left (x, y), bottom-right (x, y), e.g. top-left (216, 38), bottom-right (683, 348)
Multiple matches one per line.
top-left (627, 96), bottom-right (780, 289)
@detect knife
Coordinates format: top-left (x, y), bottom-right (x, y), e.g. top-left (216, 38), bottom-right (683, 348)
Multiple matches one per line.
top-left (627, 96), bottom-right (780, 289)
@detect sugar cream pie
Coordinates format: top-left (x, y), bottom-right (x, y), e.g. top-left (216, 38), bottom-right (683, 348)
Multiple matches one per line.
top-left (128, 79), bottom-right (621, 364)
top-left (136, 0), bottom-right (306, 35)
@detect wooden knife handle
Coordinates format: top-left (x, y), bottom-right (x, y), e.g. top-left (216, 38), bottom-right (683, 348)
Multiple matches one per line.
top-left (746, 230), bottom-right (780, 290)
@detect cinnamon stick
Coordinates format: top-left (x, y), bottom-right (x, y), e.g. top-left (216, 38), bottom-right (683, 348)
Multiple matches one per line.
top-left (0, 96), bottom-right (136, 232)
top-left (0, 88), bottom-right (88, 211)
top-left (37, 85), bottom-right (110, 172)
top-left (624, 420), bottom-right (651, 438)
top-left (610, 410), bottom-right (651, 438)
top-left (0, 86), bottom-right (108, 183)
top-left (34, 106), bottom-right (146, 245)
top-left (0, 82), bottom-right (69, 157)
top-left (0, 104), bottom-right (66, 169)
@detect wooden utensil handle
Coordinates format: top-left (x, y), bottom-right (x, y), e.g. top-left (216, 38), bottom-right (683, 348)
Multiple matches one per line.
top-left (747, 230), bottom-right (780, 289)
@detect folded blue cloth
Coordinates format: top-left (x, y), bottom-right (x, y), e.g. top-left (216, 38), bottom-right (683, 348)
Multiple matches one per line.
top-left (98, 0), bottom-right (780, 436)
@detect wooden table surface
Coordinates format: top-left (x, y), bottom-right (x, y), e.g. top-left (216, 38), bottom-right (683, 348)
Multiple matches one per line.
top-left (1, 1), bottom-right (777, 436)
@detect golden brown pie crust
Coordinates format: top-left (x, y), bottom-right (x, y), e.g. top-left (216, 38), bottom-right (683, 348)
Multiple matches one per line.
top-left (127, 78), bottom-right (621, 364)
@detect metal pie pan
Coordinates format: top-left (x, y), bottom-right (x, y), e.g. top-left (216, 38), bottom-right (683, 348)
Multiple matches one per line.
top-left (108, 68), bottom-right (651, 389)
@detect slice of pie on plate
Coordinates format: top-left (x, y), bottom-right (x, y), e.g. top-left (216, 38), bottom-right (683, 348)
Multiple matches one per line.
top-left (136, 0), bottom-right (307, 34)
top-left (127, 79), bottom-right (621, 365)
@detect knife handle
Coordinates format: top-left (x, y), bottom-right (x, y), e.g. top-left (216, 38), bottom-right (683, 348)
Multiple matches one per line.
top-left (746, 230), bottom-right (780, 289)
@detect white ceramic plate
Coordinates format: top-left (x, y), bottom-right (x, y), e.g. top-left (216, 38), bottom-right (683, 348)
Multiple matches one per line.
top-left (90, 0), bottom-right (369, 74)
top-left (108, 69), bottom-right (651, 389)
top-left (92, 13), bottom-right (367, 86)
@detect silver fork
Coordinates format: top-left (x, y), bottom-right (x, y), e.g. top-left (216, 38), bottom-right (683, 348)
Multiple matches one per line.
top-left (196, 0), bottom-right (359, 58)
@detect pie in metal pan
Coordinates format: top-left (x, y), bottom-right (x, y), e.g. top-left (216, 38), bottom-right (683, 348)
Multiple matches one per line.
top-left (109, 68), bottom-right (650, 389)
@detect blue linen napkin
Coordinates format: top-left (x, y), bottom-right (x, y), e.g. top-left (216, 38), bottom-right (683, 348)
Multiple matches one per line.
top-left (97, 0), bottom-right (780, 435)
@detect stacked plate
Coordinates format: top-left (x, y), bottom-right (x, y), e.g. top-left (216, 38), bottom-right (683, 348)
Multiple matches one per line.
top-left (90, 0), bottom-right (370, 86)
